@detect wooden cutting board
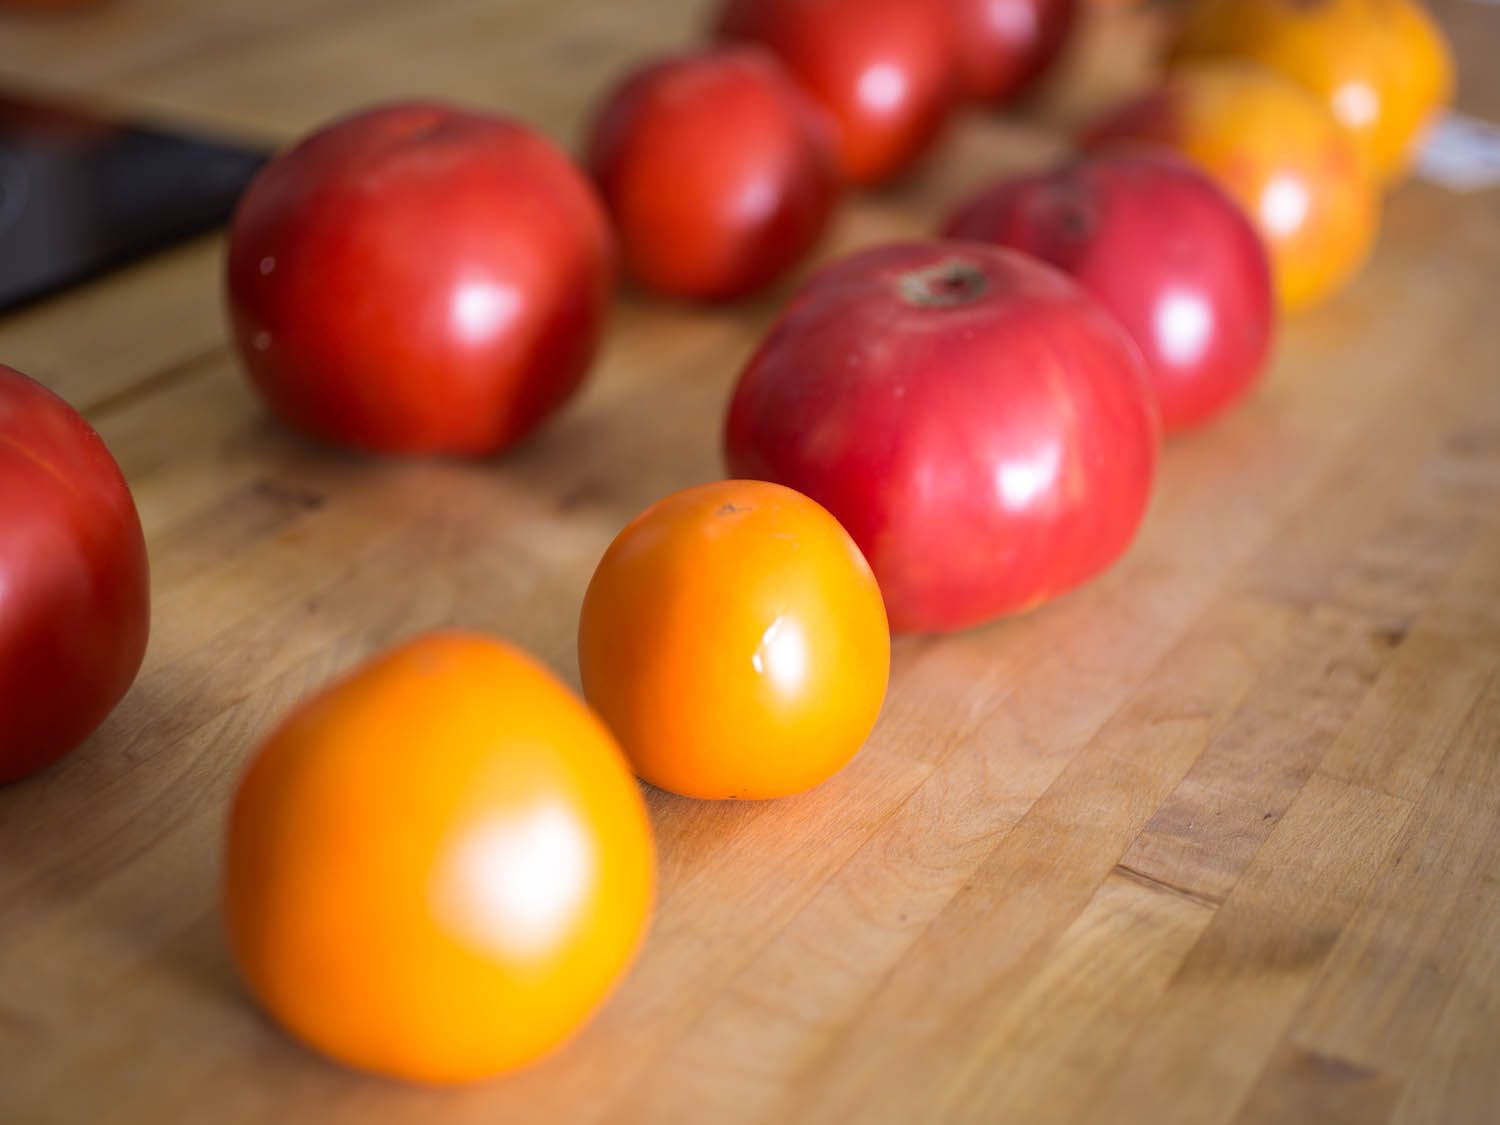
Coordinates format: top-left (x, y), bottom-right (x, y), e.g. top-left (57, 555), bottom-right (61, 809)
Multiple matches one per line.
top-left (2, 1), bottom-right (1498, 1121)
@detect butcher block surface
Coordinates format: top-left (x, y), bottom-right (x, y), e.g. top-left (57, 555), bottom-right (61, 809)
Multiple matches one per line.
top-left (2, 0), bottom-right (1499, 1121)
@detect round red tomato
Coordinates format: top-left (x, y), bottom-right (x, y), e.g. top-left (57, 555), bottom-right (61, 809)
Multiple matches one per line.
top-left (1081, 63), bottom-right (1377, 311)
top-left (715, 0), bottom-right (955, 187)
top-left (227, 101), bottom-right (614, 456)
top-left (0, 365), bottom-right (150, 783)
top-left (944, 151), bottom-right (1276, 431)
top-left (724, 241), bottom-right (1160, 634)
top-left (587, 46), bottom-right (840, 301)
top-left (951, 0), bottom-right (1078, 105)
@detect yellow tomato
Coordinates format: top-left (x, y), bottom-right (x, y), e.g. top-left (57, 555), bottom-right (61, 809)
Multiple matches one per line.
top-left (225, 630), bottom-right (655, 1084)
top-left (1085, 61), bottom-right (1379, 309)
top-left (579, 480), bottom-right (890, 800)
top-left (1174, 0), bottom-right (1454, 182)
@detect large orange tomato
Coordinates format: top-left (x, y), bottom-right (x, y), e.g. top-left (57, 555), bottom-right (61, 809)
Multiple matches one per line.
top-left (1084, 61), bottom-right (1379, 310)
top-left (579, 480), bottom-right (889, 800)
top-left (1172, 0), bottom-right (1454, 182)
top-left (224, 631), bottom-right (655, 1084)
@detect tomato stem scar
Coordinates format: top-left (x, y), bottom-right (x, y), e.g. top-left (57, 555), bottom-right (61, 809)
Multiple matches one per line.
top-left (898, 259), bottom-right (990, 307)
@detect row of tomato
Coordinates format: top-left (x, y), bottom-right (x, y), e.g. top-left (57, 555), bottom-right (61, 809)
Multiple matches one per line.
top-left (1, 0), bottom-right (1454, 1091)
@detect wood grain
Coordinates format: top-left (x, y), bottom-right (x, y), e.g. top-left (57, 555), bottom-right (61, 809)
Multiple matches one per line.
top-left (2, 1), bottom-right (1499, 1122)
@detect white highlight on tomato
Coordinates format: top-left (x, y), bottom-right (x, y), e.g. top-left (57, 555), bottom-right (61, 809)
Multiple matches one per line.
top-left (733, 175), bottom-right (780, 225)
top-left (1260, 174), bottom-right (1310, 238)
top-left (1154, 289), bottom-right (1213, 367)
top-left (753, 615), bottom-right (808, 693)
top-left (1332, 81), bottom-right (1381, 130)
top-left (995, 440), bottom-right (1062, 511)
top-left (434, 803), bottom-right (595, 960)
top-left (451, 279), bottom-right (522, 344)
top-left (858, 63), bottom-right (908, 114)
top-left (985, 0), bottom-right (1037, 39)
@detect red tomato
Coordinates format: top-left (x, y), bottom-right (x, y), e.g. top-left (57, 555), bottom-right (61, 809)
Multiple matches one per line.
top-left (227, 102), bottom-right (614, 456)
top-left (715, 0), bottom-right (955, 187)
top-left (944, 151), bottom-right (1276, 431)
top-left (724, 241), bottom-right (1159, 634)
top-left (1081, 63), bottom-right (1377, 310)
top-left (951, 0), bottom-right (1078, 105)
top-left (587, 46), bottom-right (841, 301)
top-left (0, 365), bottom-right (150, 783)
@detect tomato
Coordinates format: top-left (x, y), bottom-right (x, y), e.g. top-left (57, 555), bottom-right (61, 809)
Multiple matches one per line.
top-left (950, 0), bottom-right (1078, 105)
top-left (715, 0), bottom-right (955, 187)
top-left (1083, 62), bottom-right (1379, 310)
top-left (224, 631), bottom-right (655, 1083)
top-left (945, 151), bottom-right (1276, 432)
top-left (724, 241), bottom-right (1159, 634)
top-left (587, 46), bottom-right (841, 301)
top-left (1173, 0), bottom-right (1454, 182)
top-left (227, 102), bottom-right (614, 456)
top-left (0, 365), bottom-right (149, 784)
top-left (578, 480), bottom-right (889, 800)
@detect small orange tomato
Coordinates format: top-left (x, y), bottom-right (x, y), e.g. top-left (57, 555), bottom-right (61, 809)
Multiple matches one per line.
top-left (224, 631), bottom-right (655, 1084)
top-left (1084, 61), bottom-right (1379, 310)
top-left (579, 480), bottom-right (889, 801)
top-left (1172, 0), bottom-right (1454, 183)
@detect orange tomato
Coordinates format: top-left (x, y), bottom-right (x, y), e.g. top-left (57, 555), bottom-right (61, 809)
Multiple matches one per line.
top-left (579, 480), bottom-right (889, 801)
top-left (224, 630), bottom-right (655, 1084)
top-left (1173, 0), bottom-right (1454, 182)
top-left (1084, 61), bottom-right (1379, 309)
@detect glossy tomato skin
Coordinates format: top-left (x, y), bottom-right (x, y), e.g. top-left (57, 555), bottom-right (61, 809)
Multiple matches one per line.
top-left (1173, 0), bottom-right (1454, 182)
top-left (725, 242), bottom-right (1159, 634)
top-left (945, 151), bottom-right (1276, 432)
top-left (225, 630), bottom-right (655, 1084)
top-left (0, 366), bottom-right (149, 783)
top-left (227, 102), bottom-right (614, 456)
top-left (579, 481), bottom-right (889, 800)
top-left (715, 0), bottom-right (955, 186)
top-left (951, 0), bottom-right (1078, 105)
top-left (587, 46), bottom-right (840, 301)
top-left (1083, 62), bottom-right (1378, 310)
